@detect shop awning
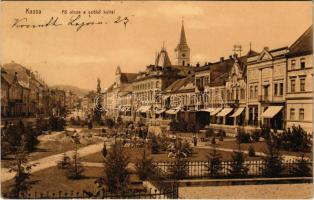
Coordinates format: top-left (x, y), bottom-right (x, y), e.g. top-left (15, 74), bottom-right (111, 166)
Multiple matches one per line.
top-left (165, 108), bottom-right (180, 115)
top-left (124, 107), bottom-right (131, 111)
top-left (210, 108), bottom-right (223, 116)
top-left (155, 108), bottom-right (166, 114)
top-left (120, 106), bottom-right (126, 112)
top-left (262, 106), bottom-right (283, 118)
top-left (200, 108), bottom-right (215, 113)
top-left (230, 107), bottom-right (245, 117)
top-left (216, 108), bottom-right (233, 117)
top-left (141, 105), bottom-right (151, 113)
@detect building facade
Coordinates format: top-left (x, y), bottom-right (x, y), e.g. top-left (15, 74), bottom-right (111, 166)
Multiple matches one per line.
top-left (286, 25), bottom-right (313, 133)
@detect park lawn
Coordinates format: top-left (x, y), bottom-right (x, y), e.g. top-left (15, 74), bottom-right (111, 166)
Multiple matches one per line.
top-left (81, 147), bottom-right (262, 164)
top-left (207, 140), bottom-right (312, 158)
top-left (1, 140), bottom-right (87, 168)
top-left (1, 166), bottom-right (104, 196)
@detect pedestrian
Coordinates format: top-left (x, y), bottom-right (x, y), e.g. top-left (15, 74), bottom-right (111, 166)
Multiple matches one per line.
top-left (193, 135), bottom-right (197, 147)
top-left (102, 142), bottom-right (107, 158)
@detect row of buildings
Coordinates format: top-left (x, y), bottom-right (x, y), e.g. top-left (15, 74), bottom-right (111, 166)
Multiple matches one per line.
top-left (103, 23), bottom-right (313, 134)
top-left (1, 62), bottom-right (77, 121)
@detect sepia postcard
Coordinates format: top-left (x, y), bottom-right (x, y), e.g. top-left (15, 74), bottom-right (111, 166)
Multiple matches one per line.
top-left (0, 1), bottom-right (313, 199)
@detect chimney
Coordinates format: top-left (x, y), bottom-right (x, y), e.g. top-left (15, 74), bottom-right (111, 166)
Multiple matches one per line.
top-left (196, 62), bottom-right (200, 67)
top-left (264, 46), bottom-right (269, 51)
top-left (220, 57), bottom-right (224, 62)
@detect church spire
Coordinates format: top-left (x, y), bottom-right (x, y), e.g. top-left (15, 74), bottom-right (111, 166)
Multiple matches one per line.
top-left (179, 20), bottom-right (187, 45)
top-left (175, 19), bottom-right (190, 66)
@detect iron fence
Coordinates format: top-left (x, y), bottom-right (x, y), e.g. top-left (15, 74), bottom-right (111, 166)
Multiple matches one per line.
top-left (154, 159), bottom-right (313, 179)
top-left (4, 187), bottom-right (177, 199)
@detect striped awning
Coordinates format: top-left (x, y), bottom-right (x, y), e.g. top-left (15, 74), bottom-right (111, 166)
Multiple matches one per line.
top-left (136, 105), bottom-right (151, 113)
top-left (200, 108), bottom-right (215, 113)
top-left (210, 108), bottom-right (223, 116)
top-left (262, 106), bottom-right (283, 118)
top-left (216, 108), bottom-right (233, 117)
top-left (230, 107), bottom-right (245, 117)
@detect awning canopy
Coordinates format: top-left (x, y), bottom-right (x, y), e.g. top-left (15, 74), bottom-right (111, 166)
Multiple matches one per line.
top-left (120, 106), bottom-right (126, 112)
top-left (165, 107), bottom-right (181, 115)
top-left (137, 105), bottom-right (151, 113)
top-left (210, 108), bottom-right (223, 116)
top-left (216, 108), bottom-right (234, 117)
top-left (155, 108), bottom-right (166, 114)
top-left (230, 107), bottom-right (245, 117)
top-left (262, 106), bottom-right (283, 118)
top-left (124, 106), bottom-right (131, 111)
top-left (200, 108), bottom-right (215, 113)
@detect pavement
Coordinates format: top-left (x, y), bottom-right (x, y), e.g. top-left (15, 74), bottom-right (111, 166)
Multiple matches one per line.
top-left (179, 183), bottom-right (313, 199)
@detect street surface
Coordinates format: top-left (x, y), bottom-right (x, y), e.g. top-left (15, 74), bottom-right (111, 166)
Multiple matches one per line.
top-left (179, 183), bottom-right (313, 199)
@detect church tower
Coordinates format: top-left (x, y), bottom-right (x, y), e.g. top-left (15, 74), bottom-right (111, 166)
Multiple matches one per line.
top-left (175, 20), bottom-right (190, 66)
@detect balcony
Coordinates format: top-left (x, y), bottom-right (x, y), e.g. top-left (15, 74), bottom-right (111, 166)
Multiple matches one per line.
top-left (258, 95), bottom-right (270, 103)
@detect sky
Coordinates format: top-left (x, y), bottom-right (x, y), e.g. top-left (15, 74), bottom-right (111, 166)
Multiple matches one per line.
top-left (0, 1), bottom-right (312, 90)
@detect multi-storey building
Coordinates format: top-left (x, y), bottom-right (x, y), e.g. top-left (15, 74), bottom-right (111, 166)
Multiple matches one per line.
top-left (246, 46), bottom-right (289, 130)
top-left (132, 47), bottom-right (185, 119)
top-left (286, 25), bottom-right (313, 133)
top-left (105, 66), bottom-right (137, 119)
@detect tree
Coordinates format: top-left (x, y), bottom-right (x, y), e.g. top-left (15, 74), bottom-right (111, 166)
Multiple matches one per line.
top-left (205, 147), bottom-right (222, 177)
top-left (136, 147), bottom-right (155, 180)
top-left (8, 137), bottom-right (36, 198)
top-left (102, 142), bottom-right (107, 158)
top-left (261, 129), bottom-right (284, 177)
top-left (66, 144), bottom-right (84, 179)
top-left (57, 152), bottom-right (71, 169)
top-left (102, 141), bottom-right (130, 193)
top-left (228, 145), bottom-right (249, 178)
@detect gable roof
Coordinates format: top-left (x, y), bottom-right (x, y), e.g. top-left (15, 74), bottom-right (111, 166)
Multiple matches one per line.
top-left (120, 73), bottom-right (137, 83)
top-left (288, 25), bottom-right (313, 57)
top-left (163, 75), bottom-right (194, 94)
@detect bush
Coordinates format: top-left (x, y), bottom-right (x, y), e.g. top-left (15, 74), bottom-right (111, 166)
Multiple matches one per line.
top-left (251, 130), bottom-right (261, 142)
top-left (278, 125), bottom-right (311, 152)
top-left (205, 147), bottom-right (222, 177)
top-left (168, 156), bottom-right (188, 179)
top-left (136, 148), bottom-right (155, 180)
top-left (236, 129), bottom-right (251, 144)
top-left (151, 135), bottom-right (160, 154)
top-left (49, 116), bottom-right (66, 131)
top-left (104, 118), bottom-right (115, 129)
top-left (57, 152), bottom-right (71, 169)
top-left (290, 154), bottom-right (312, 177)
top-left (217, 129), bottom-right (226, 137)
top-left (248, 145), bottom-right (256, 157)
top-left (228, 146), bottom-right (249, 178)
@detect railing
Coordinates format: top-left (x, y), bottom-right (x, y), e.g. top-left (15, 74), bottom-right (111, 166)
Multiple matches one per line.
top-left (4, 189), bottom-right (177, 199)
top-left (154, 159), bottom-right (313, 179)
